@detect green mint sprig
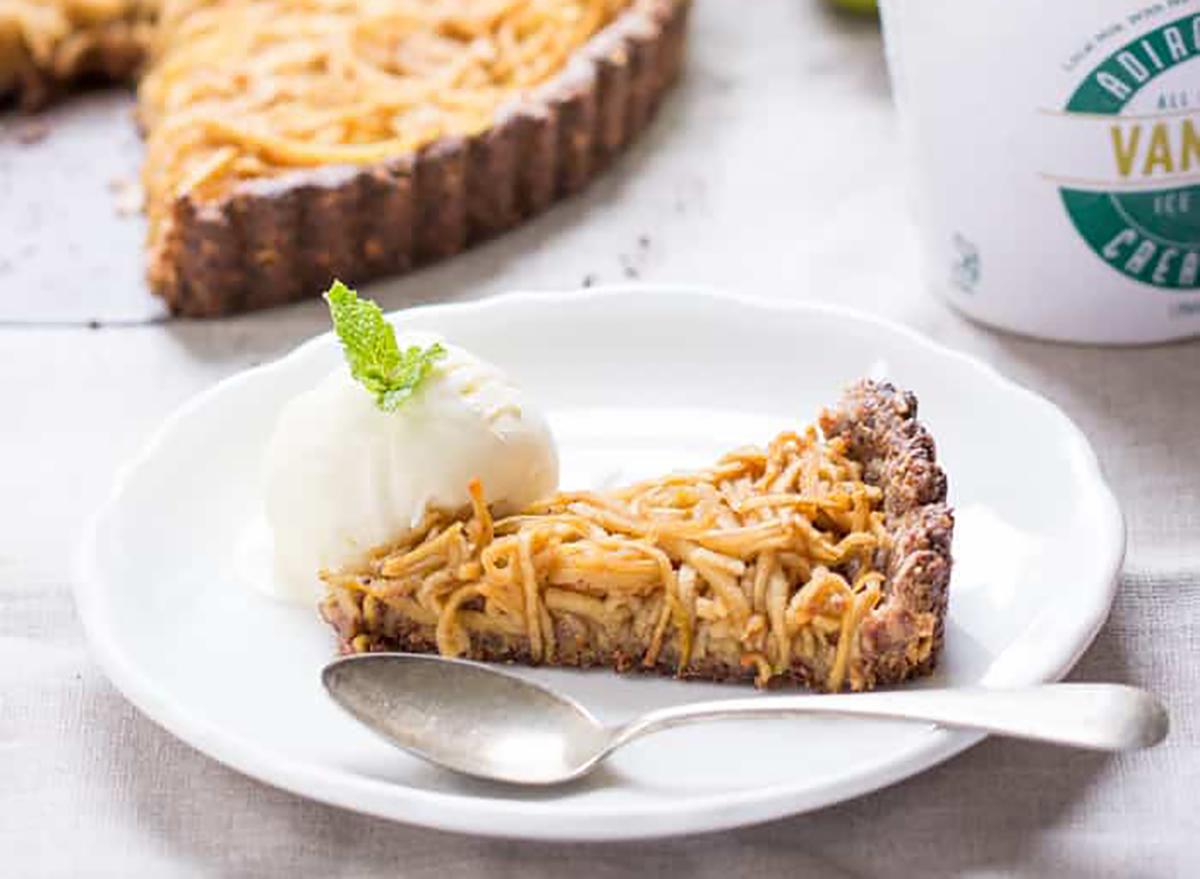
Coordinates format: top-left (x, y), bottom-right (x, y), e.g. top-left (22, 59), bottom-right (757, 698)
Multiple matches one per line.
top-left (323, 280), bottom-right (447, 412)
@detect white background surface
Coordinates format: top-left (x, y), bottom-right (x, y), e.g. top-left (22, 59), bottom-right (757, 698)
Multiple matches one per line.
top-left (2, 0), bottom-right (1198, 875)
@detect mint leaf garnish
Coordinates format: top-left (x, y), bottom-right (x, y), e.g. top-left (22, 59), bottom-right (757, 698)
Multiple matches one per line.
top-left (323, 280), bottom-right (447, 412)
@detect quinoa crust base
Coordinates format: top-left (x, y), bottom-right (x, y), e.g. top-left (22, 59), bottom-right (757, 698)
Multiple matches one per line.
top-left (322, 381), bottom-right (955, 691)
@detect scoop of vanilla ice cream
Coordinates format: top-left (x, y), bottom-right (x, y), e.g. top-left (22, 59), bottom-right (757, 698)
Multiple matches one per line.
top-left (263, 334), bottom-right (558, 603)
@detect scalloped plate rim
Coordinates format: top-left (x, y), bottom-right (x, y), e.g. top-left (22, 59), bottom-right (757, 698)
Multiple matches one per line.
top-left (74, 283), bottom-right (1125, 840)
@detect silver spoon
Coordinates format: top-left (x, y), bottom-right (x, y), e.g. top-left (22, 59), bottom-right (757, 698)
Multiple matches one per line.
top-left (322, 653), bottom-right (1169, 786)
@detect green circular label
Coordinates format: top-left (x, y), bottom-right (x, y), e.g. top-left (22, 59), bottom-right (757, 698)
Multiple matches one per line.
top-left (1060, 12), bottom-right (1200, 291)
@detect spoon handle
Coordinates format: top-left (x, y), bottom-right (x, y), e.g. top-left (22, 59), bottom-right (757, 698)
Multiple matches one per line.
top-left (608, 684), bottom-right (1168, 754)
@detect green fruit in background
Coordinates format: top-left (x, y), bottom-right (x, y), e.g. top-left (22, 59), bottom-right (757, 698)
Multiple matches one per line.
top-left (829, 0), bottom-right (877, 12)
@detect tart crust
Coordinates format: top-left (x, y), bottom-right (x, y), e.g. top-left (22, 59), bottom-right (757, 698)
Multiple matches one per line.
top-left (819, 381), bottom-right (954, 688)
top-left (322, 381), bottom-right (954, 691)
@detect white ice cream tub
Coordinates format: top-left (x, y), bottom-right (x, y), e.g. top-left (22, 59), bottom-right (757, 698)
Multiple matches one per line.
top-left (880, 0), bottom-right (1200, 344)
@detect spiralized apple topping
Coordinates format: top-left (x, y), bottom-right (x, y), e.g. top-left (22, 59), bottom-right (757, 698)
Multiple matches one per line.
top-left (324, 424), bottom-right (890, 691)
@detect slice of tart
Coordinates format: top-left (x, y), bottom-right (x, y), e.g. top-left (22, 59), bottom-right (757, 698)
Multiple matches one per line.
top-left (320, 380), bottom-right (954, 692)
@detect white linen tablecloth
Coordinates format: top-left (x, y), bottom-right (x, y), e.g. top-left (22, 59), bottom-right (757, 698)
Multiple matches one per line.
top-left (2, 1), bottom-right (1197, 875)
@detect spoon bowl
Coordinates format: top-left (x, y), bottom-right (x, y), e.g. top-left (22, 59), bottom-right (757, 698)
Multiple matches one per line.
top-left (323, 653), bottom-right (1169, 786)
top-left (323, 653), bottom-right (611, 783)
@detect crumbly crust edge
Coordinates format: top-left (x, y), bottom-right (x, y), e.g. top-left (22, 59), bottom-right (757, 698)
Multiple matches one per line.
top-left (819, 380), bottom-right (954, 688)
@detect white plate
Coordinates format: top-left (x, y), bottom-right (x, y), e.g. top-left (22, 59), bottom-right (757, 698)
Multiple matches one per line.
top-left (75, 286), bottom-right (1124, 841)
